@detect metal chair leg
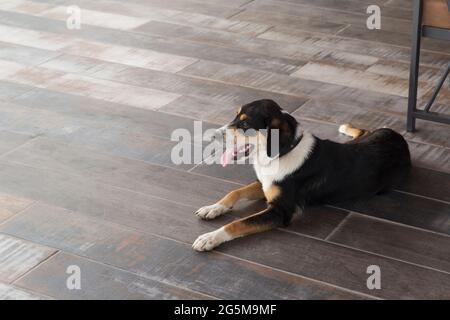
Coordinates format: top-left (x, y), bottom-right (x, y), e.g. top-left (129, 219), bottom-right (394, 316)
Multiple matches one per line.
top-left (407, 0), bottom-right (423, 132)
top-left (424, 63), bottom-right (450, 112)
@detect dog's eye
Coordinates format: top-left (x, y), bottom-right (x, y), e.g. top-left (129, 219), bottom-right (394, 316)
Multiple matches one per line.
top-left (241, 121), bottom-right (249, 129)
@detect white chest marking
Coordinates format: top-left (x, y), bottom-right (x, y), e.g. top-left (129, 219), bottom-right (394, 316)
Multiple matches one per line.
top-left (253, 131), bottom-right (315, 192)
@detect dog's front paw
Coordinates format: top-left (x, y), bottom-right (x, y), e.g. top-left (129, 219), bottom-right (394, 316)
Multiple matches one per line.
top-left (192, 228), bottom-right (231, 252)
top-left (194, 203), bottom-right (229, 220)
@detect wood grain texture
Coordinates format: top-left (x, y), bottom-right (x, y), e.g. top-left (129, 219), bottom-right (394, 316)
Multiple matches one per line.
top-left (329, 213), bottom-right (450, 273)
top-left (2, 10), bottom-right (302, 74)
top-left (179, 60), bottom-right (343, 98)
top-left (0, 138), bottom-right (349, 242)
top-left (240, 0), bottom-right (412, 33)
top-left (293, 99), bottom-right (450, 149)
top-left (17, 252), bottom-right (211, 299)
top-left (0, 192), bottom-right (33, 223)
top-left (265, 0), bottom-right (411, 20)
top-left (292, 62), bottom-right (430, 98)
top-left (258, 28), bottom-right (450, 69)
top-left (0, 158), bottom-right (236, 245)
top-left (339, 191), bottom-right (450, 235)
top-left (0, 130), bottom-right (33, 156)
top-left (0, 0), bottom-right (448, 299)
top-left (32, 0), bottom-right (269, 36)
top-left (399, 167), bottom-right (450, 203)
top-left (217, 227), bottom-right (450, 299)
top-left (1, 203), bottom-right (364, 299)
top-left (0, 282), bottom-right (48, 300)
top-left (0, 233), bottom-right (56, 283)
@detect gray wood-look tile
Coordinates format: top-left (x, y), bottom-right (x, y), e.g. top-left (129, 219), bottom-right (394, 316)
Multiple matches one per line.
top-left (0, 41), bottom-right (60, 66)
top-left (338, 24), bottom-right (450, 52)
top-left (340, 191), bottom-right (450, 235)
top-left (0, 95), bottom-right (205, 169)
top-left (0, 130), bottom-right (33, 156)
top-left (292, 62), bottom-right (429, 98)
top-left (0, 282), bottom-right (48, 300)
top-left (264, 0), bottom-right (411, 20)
top-left (293, 99), bottom-right (450, 149)
top-left (9, 12), bottom-right (303, 74)
top-left (258, 29), bottom-right (450, 69)
top-left (0, 159), bottom-right (234, 243)
top-left (400, 167), bottom-right (450, 203)
top-left (0, 0), bottom-right (448, 299)
top-left (217, 226), bottom-right (450, 299)
top-left (240, 0), bottom-right (412, 33)
top-left (0, 80), bottom-right (33, 100)
top-left (1, 203), bottom-right (364, 299)
top-left (0, 233), bottom-right (56, 283)
top-left (17, 252), bottom-right (211, 299)
top-left (179, 60), bottom-right (343, 99)
top-left (86, 63), bottom-right (308, 108)
top-left (329, 213), bottom-right (450, 273)
top-left (0, 192), bottom-right (33, 223)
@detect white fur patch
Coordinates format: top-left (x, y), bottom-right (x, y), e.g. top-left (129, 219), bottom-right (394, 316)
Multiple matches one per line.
top-left (192, 227), bottom-right (232, 251)
top-left (194, 203), bottom-right (229, 220)
top-left (339, 124), bottom-right (350, 135)
top-left (253, 131), bottom-right (316, 192)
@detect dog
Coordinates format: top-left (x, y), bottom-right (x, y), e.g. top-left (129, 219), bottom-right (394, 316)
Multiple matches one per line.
top-left (192, 99), bottom-right (411, 251)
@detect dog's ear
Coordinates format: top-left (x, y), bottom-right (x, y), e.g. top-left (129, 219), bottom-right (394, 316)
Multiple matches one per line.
top-left (266, 112), bottom-right (297, 159)
top-left (265, 119), bottom-right (281, 159)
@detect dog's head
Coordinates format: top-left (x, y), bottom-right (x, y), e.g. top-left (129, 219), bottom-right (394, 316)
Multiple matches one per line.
top-left (217, 99), bottom-right (299, 167)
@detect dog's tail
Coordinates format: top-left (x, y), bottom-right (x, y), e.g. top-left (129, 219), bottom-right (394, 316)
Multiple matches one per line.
top-left (338, 123), bottom-right (369, 139)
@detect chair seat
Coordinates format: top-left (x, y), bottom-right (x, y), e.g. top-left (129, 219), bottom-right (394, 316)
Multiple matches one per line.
top-left (423, 0), bottom-right (450, 29)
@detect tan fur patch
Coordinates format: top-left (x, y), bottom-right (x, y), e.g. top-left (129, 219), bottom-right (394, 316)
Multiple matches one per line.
top-left (217, 181), bottom-right (264, 208)
top-left (217, 191), bottom-right (240, 208)
top-left (270, 118), bottom-right (281, 127)
top-left (278, 120), bottom-right (291, 137)
top-left (239, 114), bottom-right (248, 121)
top-left (264, 185), bottom-right (281, 203)
top-left (224, 212), bottom-right (273, 237)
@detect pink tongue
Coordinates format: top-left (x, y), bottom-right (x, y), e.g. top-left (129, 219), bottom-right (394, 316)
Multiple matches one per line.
top-left (220, 149), bottom-right (235, 167)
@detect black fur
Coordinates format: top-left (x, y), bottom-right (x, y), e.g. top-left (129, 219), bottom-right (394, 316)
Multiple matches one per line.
top-left (236, 99), bottom-right (412, 227)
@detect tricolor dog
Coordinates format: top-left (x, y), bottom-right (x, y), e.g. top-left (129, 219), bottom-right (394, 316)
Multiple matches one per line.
top-left (192, 99), bottom-right (411, 251)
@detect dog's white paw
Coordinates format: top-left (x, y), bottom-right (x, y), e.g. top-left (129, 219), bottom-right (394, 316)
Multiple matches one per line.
top-left (192, 228), bottom-right (231, 252)
top-left (194, 203), bottom-right (229, 220)
top-left (339, 124), bottom-right (350, 135)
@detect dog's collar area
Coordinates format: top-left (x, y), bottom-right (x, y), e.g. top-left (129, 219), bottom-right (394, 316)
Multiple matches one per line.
top-left (291, 132), bottom-right (303, 149)
top-left (280, 125), bottom-right (303, 157)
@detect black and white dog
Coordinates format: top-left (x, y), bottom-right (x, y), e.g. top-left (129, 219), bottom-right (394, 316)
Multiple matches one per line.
top-left (192, 99), bottom-right (411, 251)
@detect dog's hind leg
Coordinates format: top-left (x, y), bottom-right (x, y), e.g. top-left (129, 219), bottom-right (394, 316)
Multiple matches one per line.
top-left (339, 123), bottom-right (370, 140)
top-left (194, 181), bottom-right (265, 220)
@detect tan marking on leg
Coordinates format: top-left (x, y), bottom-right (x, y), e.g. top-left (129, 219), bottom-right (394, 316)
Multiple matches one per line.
top-left (194, 206), bottom-right (282, 250)
top-left (224, 211), bottom-right (275, 238)
top-left (217, 181), bottom-right (264, 208)
top-left (264, 185), bottom-right (281, 203)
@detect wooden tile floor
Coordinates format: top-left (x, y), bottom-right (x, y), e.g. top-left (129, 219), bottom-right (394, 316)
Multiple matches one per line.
top-left (0, 0), bottom-right (449, 299)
